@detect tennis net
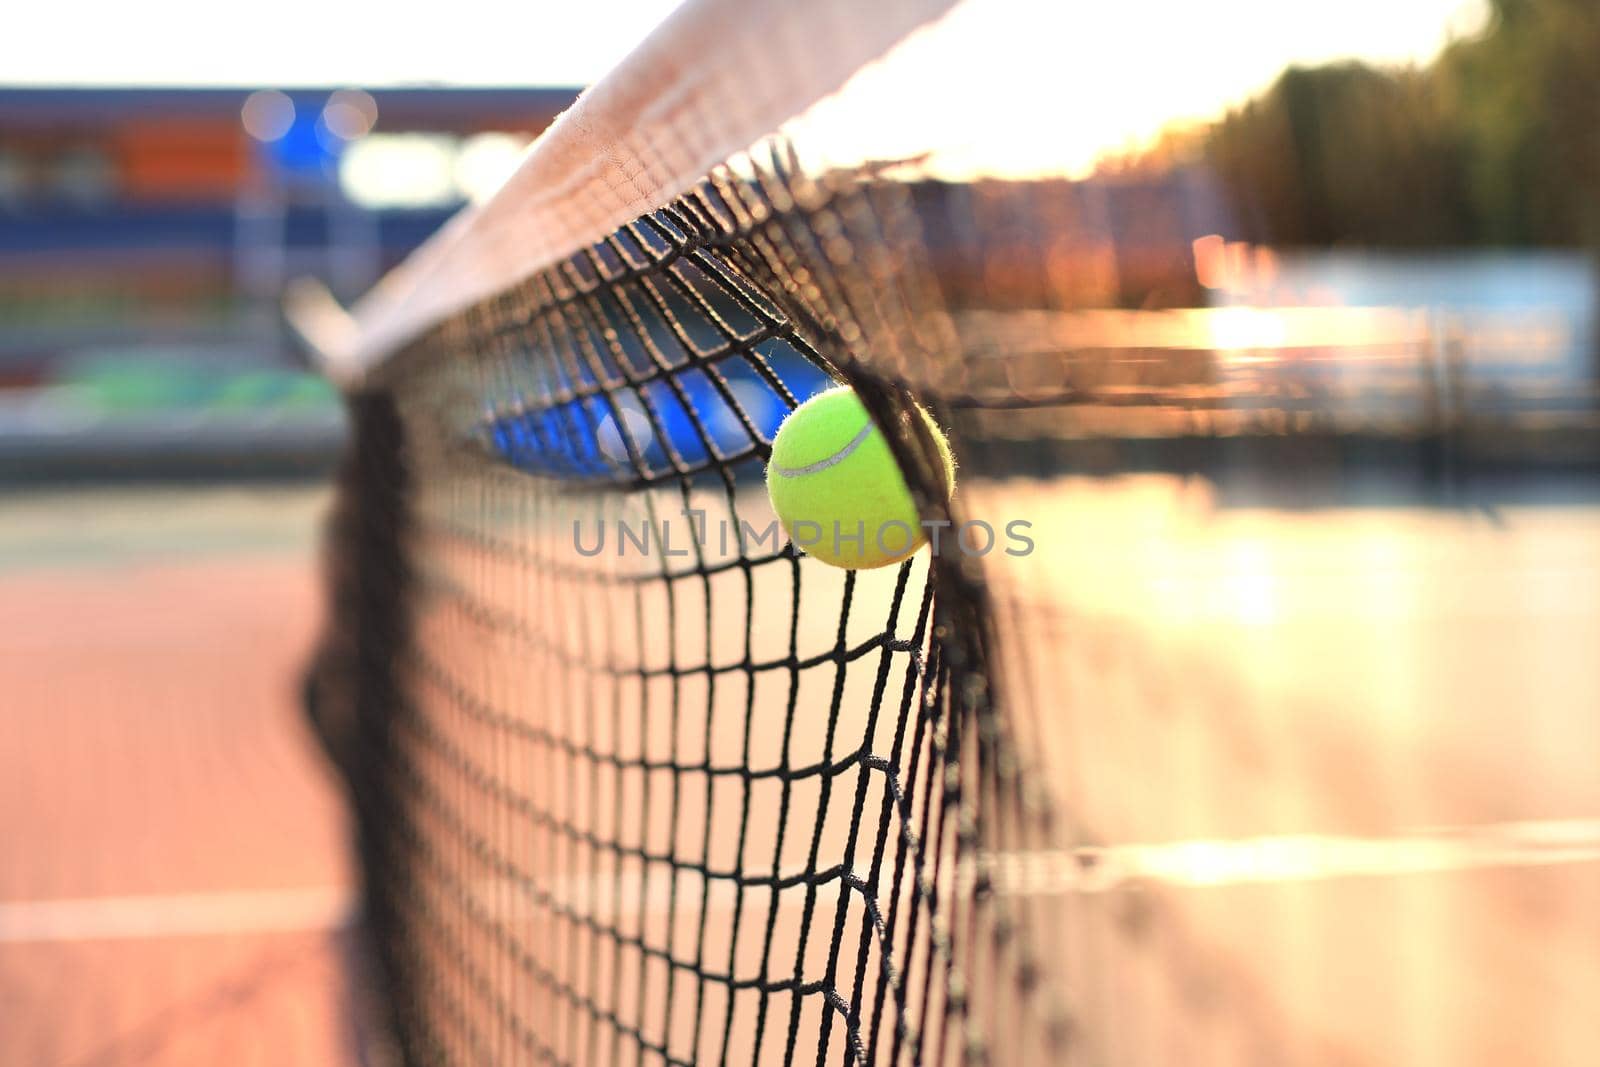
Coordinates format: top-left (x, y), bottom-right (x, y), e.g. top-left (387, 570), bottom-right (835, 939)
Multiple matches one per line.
top-left (309, 161), bottom-right (1045, 1066)
top-left (299, 1), bottom-right (1063, 1061)
top-left (296, 0), bottom-right (1600, 1064)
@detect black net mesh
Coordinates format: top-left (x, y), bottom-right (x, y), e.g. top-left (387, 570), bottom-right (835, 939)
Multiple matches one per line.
top-left (307, 150), bottom-right (1064, 1066)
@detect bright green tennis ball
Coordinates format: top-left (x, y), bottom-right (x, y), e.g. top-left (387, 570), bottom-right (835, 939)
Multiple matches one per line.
top-left (765, 386), bottom-right (954, 569)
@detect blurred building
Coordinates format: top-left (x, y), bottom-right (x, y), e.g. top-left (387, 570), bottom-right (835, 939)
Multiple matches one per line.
top-left (0, 86), bottom-right (577, 385)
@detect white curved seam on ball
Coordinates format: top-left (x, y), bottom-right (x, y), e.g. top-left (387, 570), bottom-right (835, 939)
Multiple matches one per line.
top-left (769, 419), bottom-right (876, 478)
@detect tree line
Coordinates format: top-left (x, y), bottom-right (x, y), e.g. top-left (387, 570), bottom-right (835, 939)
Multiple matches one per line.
top-left (1179, 0), bottom-right (1599, 248)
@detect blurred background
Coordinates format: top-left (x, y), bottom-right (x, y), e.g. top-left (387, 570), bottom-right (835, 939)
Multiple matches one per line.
top-left (0, 85), bottom-right (577, 479)
top-left (0, 5), bottom-right (657, 1062)
top-left (3, 0), bottom-right (1598, 1063)
top-left (0, 83), bottom-right (585, 1066)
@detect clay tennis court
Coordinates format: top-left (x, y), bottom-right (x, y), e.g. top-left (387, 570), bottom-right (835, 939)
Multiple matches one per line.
top-left (0, 487), bottom-right (364, 1067)
top-left (4, 476), bottom-right (1599, 1064)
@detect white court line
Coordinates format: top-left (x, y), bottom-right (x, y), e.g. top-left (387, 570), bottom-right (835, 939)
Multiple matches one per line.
top-left (984, 817), bottom-right (1600, 896)
top-left (0, 887), bottom-right (357, 945)
top-left (13, 819), bottom-right (1596, 945)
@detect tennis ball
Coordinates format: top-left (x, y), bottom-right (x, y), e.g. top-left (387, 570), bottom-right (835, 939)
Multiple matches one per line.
top-left (765, 386), bottom-right (954, 569)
